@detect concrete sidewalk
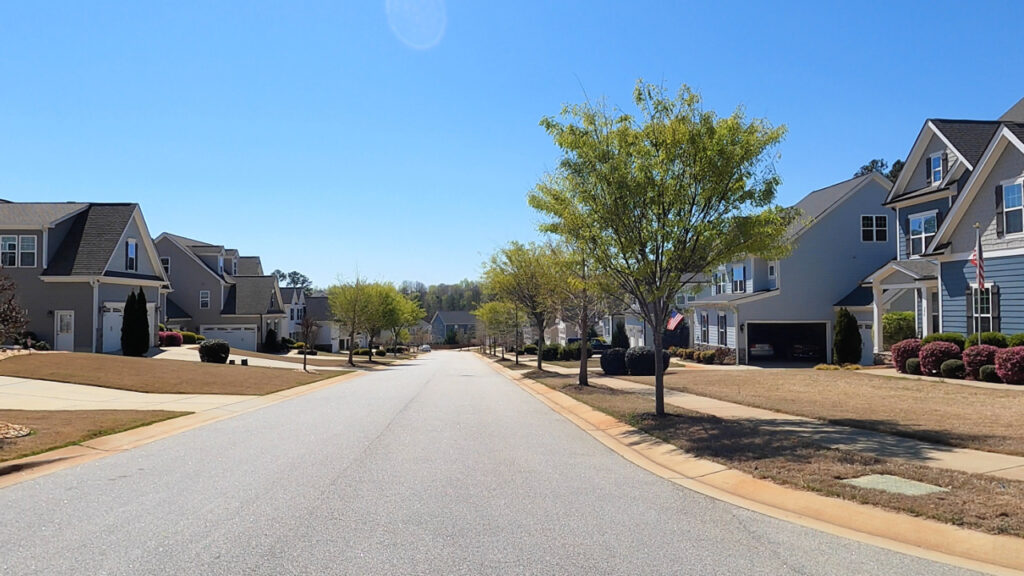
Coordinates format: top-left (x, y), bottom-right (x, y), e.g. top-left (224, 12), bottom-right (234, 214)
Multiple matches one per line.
top-left (148, 346), bottom-right (350, 371)
top-left (542, 363), bottom-right (1024, 481)
top-left (0, 375), bottom-right (256, 412)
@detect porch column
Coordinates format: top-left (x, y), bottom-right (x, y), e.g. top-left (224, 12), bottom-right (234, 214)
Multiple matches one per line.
top-left (872, 284), bottom-right (884, 353)
top-left (920, 288), bottom-right (932, 337)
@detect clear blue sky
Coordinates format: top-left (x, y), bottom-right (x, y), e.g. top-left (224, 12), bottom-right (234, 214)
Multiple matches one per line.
top-left (2, 1), bottom-right (1023, 288)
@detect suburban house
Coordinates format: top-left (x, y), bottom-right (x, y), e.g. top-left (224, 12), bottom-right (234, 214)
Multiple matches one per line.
top-left (598, 311), bottom-right (651, 348)
top-left (430, 310), bottom-right (477, 344)
top-left (154, 233), bottom-right (286, 351)
top-left (863, 99), bottom-right (1024, 348)
top-left (0, 201), bottom-right (168, 353)
top-left (280, 287), bottom-right (306, 341)
top-left (687, 172), bottom-right (895, 364)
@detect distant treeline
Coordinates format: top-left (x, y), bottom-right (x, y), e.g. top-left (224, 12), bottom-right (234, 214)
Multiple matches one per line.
top-left (398, 280), bottom-right (482, 319)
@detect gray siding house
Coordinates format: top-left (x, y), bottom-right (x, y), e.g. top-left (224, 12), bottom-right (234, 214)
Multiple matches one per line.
top-left (430, 310), bottom-right (477, 344)
top-left (862, 98), bottom-right (1024, 348)
top-left (154, 233), bottom-right (285, 351)
top-left (688, 173), bottom-right (894, 364)
top-left (0, 201), bottom-right (168, 353)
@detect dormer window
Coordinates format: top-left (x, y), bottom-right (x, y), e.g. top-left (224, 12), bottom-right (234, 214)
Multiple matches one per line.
top-left (1002, 179), bottom-right (1023, 236)
top-left (218, 256), bottom-right (224, 274)
top-left (731, 265), bottom-right (746, 293)
top-left (125, 239), bottom-right (137, 271)
top-left (929, 153), bottom-right (943, 184)
top-left (232, 260), bottom-right (237, 275)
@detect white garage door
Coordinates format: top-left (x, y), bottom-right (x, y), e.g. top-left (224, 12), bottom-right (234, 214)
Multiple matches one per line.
top-left (201, 326), bottom-right (257, 351)
top-left (101, 305), bottom-right (124, 353)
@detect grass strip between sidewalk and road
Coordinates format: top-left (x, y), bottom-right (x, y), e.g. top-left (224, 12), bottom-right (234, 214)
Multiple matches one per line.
top-left (526, 368), bottom-right (1024, 539)
top-left (0, 409), bottom-right (190, 464)
top-left (621, 368), bottom-right (1024, 457)
top-left (0, 353), bottom-right (339, 395)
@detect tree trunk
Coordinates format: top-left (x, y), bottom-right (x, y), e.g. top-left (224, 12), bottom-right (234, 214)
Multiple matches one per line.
top-left (577, 310), bottom-right (589, 386)
top-left (368, 336), bottom-right (375, 363)
top-left (535, 316), bottom-right (546, 371)
top-left (303, 345), bottom-right (308, 372)
top-left (652, 307), bottom-right (666, 417)
top-left (347, 328), bottom-right (356, 367)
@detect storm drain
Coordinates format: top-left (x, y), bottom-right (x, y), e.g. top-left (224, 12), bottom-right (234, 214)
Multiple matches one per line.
top-left (842, 474), bottom-right (948, 496)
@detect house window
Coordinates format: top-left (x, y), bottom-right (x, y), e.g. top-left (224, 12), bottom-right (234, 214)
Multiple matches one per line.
top-left (232, 260), bottom-right (237, 275)
top-left (199, 290), bottom-right (210, 309)
top-left (18, 235), bottom-right (35, 267)
top-left (700, 312), bottom-right (709, 343)
top-left (218, 256), bottom-right (224, 275)
top-left (1003, 180), bottom-right (1023, 236)
top-left (768, 263), bottom-right (776, 279)
top-left (160, 257), bottom-right (170, 275)
top-left (125, 239), bottom-right (137, 271)
top-left (713, 272), bottom-right (727, 295)
top-left (1, 236), bottom-right (17, 267)
top-left (929, 153), bottom-right (943, 184)
top-left (972, 287), bottom-right (992, 333)
top-left (731, 266), bottom-right (746, 293)
top-left (717, 313), bottom-right (727, 345)
top-left (290, 308), bottom-right (295, 321)
top-left (909, 212), bottom-right (937, 256)
top-left (861, 215), bottom-right (888, 242)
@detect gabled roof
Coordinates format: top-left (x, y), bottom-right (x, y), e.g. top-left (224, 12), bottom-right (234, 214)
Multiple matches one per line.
top-left (224, 276), bottom-right (284, 315)
top-left (834, 286), bottom-right (872, 308)
top-left (236, 256), bottom-right (263, 275)
top-left (929, 120), bottom-right (1001, 170)
top-left (785, 172), bottom-right (890, 241)
top-left (165, 297), bottom-right (192, 320)
top-left (433, 310), bottom-right (477, 326)
top-left (306, 295), bottom-right (332, 321)
top-left (44, 204), bottom-right (139, 276)
top-left (280, 287), bottom-right (303, 304)
top-left (0, 202), bottom-right (88, 228)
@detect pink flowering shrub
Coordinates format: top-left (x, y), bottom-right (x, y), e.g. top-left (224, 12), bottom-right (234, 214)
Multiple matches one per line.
top-left (890, 339), bottom-right (921, 374)
top-left (962, 344), bottom-right (998, 380)
top-left (995, 346), bottom-right (1024, 385)
top-left (161, 331), bottom-right (183, 347)
top-left (919, 341), bottom-right (961, 376)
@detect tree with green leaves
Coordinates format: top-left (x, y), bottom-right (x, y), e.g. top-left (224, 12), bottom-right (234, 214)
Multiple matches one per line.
top-left (611, 319), bottom-right (629, 349)
top-left (120, 288), bottom-right (150, 356)
top-left (833, 307), bottom-right (861, 365)
top-left (483, 242), bottom-right (562, 371)
top-left (298, 313), bottom-right (319, 372)
top-left (854, 158), bottom-right (904, 183)
top-left (328, 277), bottom-right (372, 367)
top-left (549, 243), bottom-right (613, 386)
top-left (0, 274), bottom-right (27, 345)
top-left (530, 80), bottom-right (796, 415)
top-left (387, 290), bottom-right (426, 357)
top-left (473, 300), bottom-right (516, 359)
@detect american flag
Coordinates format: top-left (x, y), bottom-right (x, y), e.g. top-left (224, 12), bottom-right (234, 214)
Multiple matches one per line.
top-left (970, 227), bottom-right (985, 290)
top-left (667, 309), bottom-right (684, 331)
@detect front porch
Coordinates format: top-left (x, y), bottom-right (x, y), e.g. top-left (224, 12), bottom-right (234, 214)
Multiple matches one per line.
top-left (863, 259), bottom-right (940, 353)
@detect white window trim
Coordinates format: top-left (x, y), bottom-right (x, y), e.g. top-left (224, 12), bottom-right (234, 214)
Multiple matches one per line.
top-left (160, 256), bottom-right (170, 275)
top-left (969, 282), bottom-right (995, 332)
top-left (699, 312), bottom-right (709, 344)
top-left (126, 238), bottom-right (138, 272)
top-left (929, 152), bottom-right (943, 185)
top-left (18, 235), bottom-right (36, 268)
top-left (768, 262), bottom-right (776, 279)
top-left (908, 210), bottom-right (938, 257)
top-left (860, 214), bottom-right (888, 243)
top-left (199, 290), bottom-right (211, 310)
top-left (717, 313), bottom-right (727, 346)
top-left (1001, 176), bottom-right (1024, 237)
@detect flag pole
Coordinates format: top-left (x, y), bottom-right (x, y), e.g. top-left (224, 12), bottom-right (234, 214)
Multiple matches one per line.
top-left (974, 223), bottom-right (981, 338)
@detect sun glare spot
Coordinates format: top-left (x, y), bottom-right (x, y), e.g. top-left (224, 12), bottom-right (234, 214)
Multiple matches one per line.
top-left (385, 0), bottom-right (447, 50)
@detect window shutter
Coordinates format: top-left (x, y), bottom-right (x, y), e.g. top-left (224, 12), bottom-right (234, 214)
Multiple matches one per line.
top-left (935, 210), bottom-right (944, 228)
top-left (996, 185), bottom-right (1005, 238)
top-left (965, 287), bottom-right (974, 335)
top-left (924, 158), bottom-right (931, 182)
top-left (905, 217), bottom-right (912, 257)
top-left (124, 242), bottom-right (129, 269)
top-left (992, 285), bottom-right (1001, 332)
top-left (742, 265), bottom-right (747, 293)
top-left (941, 152), bottom-right (948, 180)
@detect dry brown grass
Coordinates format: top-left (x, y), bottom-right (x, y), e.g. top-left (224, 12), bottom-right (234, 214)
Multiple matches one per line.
top-left (0, 409), bottom-right (189, 463)
top-left (618, 369), bottom-right (1024, 456)
top-left (232, 349), bottom-right (404, 368)
top-left (527, 371), bottom-right (1024, 538)
top-left (0, 353), bottom-right (335, 395)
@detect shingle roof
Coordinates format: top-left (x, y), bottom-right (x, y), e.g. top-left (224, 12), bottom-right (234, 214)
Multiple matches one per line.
top-left (433, 310), bottom-right (477, 326)
top-left (306, 295), bottom-right (332, 321)
top-left (930, 119), bottom-right (1001, 169)
top-left (1006, 123), bottom-right (1024, 143)
top-left (835, 286), bottom-right (873, 308)
top-left (227, 276), bottom-right (283, 315)
top-left (165, 297), bottom-right (192, 320)
top-left (786, 174), bottom-right (881, 240)
top-left (279, 287), bottom-right (301, 304)
top-left (694, 290), bottom-right (778, 305)
top-left (0, 202), bottom-right (88, 228)
top-left (44, 204), bottom-right (138, 276)
top-left (894, 259), bottom-right (938, 279)
top-left (236, 256), bottom-right (263, 276)
top-left (161, 233), bottom-right (216, 248)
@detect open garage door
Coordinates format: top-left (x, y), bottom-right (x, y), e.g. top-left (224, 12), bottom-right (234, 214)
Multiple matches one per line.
top-left (201, 326), bottom-right (257, 351)
top-left (746, 322), bottom-right (827, 365)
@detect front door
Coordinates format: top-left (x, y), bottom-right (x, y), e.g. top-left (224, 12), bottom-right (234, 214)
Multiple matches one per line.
top-left (858, 322), bottom-right (874, 366)
top-left (55, 310), bottom-right (74, 351)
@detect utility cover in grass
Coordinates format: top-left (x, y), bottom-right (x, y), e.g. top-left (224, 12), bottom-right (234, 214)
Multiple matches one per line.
top-left (842, 474), bottom-right (948, 496)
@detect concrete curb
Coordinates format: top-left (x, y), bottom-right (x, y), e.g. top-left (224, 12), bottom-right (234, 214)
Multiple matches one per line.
top-left (0, 369), bottom-right (369, 490)
top-left (480, 356), bottom-right (1024, 575)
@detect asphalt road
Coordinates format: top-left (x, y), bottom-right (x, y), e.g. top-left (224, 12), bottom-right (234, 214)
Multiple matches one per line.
top-left (0, 351), bottom-right (980, 575)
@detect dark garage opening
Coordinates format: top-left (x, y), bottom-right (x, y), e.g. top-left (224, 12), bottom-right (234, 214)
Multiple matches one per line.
top-left (746, 322), bottom-right (827, 365)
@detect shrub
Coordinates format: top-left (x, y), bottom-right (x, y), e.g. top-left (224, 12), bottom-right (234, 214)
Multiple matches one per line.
top-left (833, 307), bottom-right (862, 365)
top-left (180, 331), bottom-right (198, 345)
top-left (668, 346), bottom-right (679, 356)
top-left (313, 344), bottom-right (332, 353)
top-left (353, 348), bottom-right (372, 356)
top-left (264, 328), bottom-right (279, 353)
top-left (375, 349), bottom-right (387, 357)
top-left (965, 332), bottom-right (1009, 349)
top-left (962, 344), bottom-right (998, 380)
top-left (292, 342), bottom-right (307, 350)
top-left (890, 339), bottom-right (921, 373)
top-left (919, 341), bottom-right (962, 376)
top-left (523, 343), bottom-right (538, 355)
top-left (979, 364), bottom-right (1002, 383)
top-left (624, 346), bottom-right (671, 376)
top-left (611, 320), bottom-right (630, 349)
top-left (905, 357), bottom-right (921, 375)
top-left (700, 350), bottom-right (716, 364)
top-left (32, 340), bottom-right (51, 351)
top-left (921, 332), bottom-right (966, 351)
top-left (713, 347), bottom-right (736, 365)
top-left (600, 348), bottom-right (628, 375)
top-left (541, 343), bottom-right (562, 361)
top-left (385, 346), bottom-right (408, 354)
top-left (995, 347), bottom-right (1024, 385)
top-left (814, 363), bottom-right (839, 371)
top-left (162, 331), bottom-right (183, 347)
top-left (678, 348), bottom-right (690, 359)
top-left (158, 323), bottom-right (166, 332)
top-left (559, 341), bottom-right (592, 361)
top-left (195, 334), bottom-right (206, 342)
top-left (841, 364), bottom-right (861, 370)
top-left (882, 312), bottom-right (916, 349)
top-left (1008, 333), bottom-right (1024, 348)
top-left (198, 339), bottom-right (230, 363)
top-left (281, 336), bottom-right (296, 346)
top-left (940, 359), bottom-right (966, 379)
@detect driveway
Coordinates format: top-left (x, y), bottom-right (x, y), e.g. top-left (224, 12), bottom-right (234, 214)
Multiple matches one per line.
top-left (0, 351), bottom-right (978, 575)
top-left (149, 345), bottom-right (349, 370)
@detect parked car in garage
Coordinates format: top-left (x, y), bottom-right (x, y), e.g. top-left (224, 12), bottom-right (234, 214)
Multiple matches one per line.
top-left (748, 343), bottom-right (775, 358)
top-left (791, 342), bottom-right (825, 360)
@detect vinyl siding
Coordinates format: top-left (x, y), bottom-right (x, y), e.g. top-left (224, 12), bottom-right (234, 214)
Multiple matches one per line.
top-left (904, 133), bottom-right (953, 193)
top-left (896, 198), bottom-right (949, 260)
top-left (692, 306), bottom-right (736, 349)
top-left (940, 255), bottom-right (1024, 335)
top-left (947, 143), bottom-right (1024, 254)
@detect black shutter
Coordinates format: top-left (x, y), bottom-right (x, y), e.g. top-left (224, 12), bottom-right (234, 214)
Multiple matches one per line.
top-left (941, 152), bottom-right (948, 181)
top-left (992, 285), bottom-right (1001, 333)
top-left (965, 287), bottom-right (974, 335)
top-left (905, 217), bottom-right (912, 257)
top-left (925, 157), bottom-right (931, 182)
top-left (742, 265), bottom-right (747, 293)
top-left (996, 185), bottom-right (1005, 238)
top-left (124, 242), bottom-right (129, 269)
